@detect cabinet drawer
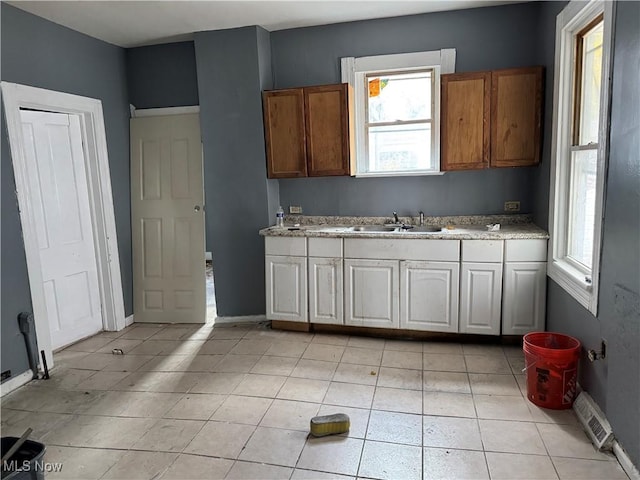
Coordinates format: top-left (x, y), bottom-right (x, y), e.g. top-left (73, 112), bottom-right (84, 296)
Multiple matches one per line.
top-left (308, 238), bottom-right (343, 257)
top-left (265, 237), bottom-right (307, 256)
top-left (462, 240), bottom-right (504, 262)
top-left (344, 239), bottom-right (460, 262)
top-left (504, 239), bottom-right (547, 262)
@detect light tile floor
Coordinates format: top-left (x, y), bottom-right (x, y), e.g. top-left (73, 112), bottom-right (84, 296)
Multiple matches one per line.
top-left (1, 322), bottom-right (629, 480)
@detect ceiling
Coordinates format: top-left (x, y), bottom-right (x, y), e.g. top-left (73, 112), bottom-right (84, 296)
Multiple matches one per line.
top-left (7, 0), bottom-right (529, 48)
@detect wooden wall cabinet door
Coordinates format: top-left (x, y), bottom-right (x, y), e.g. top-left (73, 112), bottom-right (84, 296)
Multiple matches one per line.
top-left (263, 89), bottom-right (307, 178)
top-left (263, 84), bottom-right (351, 178)
top-left (490, 67), bottom-right (543, 167)
top-left (305, 84), bottom-right (351, 176)
top-left (441, 72), bottom-right (491, 171)
top-left (441, 66), bottom-right (543, 171)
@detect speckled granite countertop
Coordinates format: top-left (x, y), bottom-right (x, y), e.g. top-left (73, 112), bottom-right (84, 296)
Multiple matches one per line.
top-left (259, 214), bottom-right (549, 240)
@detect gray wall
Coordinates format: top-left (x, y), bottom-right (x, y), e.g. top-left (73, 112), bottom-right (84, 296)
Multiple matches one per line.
top-left (538, 1), bottom-right (640, 466)
top-left (126, 41), bottom-right (199, 109)
top-left (1, 4), bottom-right (132, 378)
top-left (271, 3), bottom-right (542, 217)
top-left (194, 26), bottom-right (273, 316)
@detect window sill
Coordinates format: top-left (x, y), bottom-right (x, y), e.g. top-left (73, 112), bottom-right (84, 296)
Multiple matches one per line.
top-left (354, 170), bottom-right (445, 178)
top-left (548, 259), bottom-right (596, 314)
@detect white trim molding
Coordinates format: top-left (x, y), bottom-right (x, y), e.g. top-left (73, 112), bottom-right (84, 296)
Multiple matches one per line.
top-left (125, 314), bottom-right (135, 327)
top-left (1, 82), bottom-right (126, 371)
top-left (131, 105), bottom-right (200, 117)
top-left (0, 370), bottom-right (34, 397)
top-left (547, 0), bottom-right (615, 315)
top-left (613, 440), bottom-right (640, 480)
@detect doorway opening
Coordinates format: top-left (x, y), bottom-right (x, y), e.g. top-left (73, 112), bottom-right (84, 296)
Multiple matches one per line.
top-left (2, 82), bottom-right (125, 371)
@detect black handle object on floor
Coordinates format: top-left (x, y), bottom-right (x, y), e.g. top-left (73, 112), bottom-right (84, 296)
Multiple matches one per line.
top-left (40, 350), bottom-right (50, 379)
top-left (0, 428), bottom-right (33, 464)
top-left (17, 312), bottom-right (39, 379)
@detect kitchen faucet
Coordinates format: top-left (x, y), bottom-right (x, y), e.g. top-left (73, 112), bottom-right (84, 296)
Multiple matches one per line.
top-left (393, 212), bottom-right (399, 224)
top-left (419, 211), bottom-right (425, 226)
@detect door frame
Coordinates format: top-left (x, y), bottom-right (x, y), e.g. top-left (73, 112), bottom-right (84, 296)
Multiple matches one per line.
top-left (1, 82), bottom-right (125, 370)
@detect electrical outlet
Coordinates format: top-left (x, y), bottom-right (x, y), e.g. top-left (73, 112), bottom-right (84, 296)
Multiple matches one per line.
top-left (289, 205), bottom-right (302, 214)
top-left (504, 201), bottom-right (521, 212)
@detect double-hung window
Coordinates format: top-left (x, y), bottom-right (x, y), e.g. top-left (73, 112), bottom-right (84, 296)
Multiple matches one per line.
top-left (548, 0), bottom-right (614, 314)
top-left (341, 49), bottom-right (456, 177)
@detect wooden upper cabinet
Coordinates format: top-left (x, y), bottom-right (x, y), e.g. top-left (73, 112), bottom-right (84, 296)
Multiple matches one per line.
top-left (304, 84), bottom-right (350, 176)
top-left (263, 83), bottom-right (352, 178)
top-left (441, 72), bottom-right (491, 171)
top-left (263, 89), bottom-right (307, 178)
top-left (491, 67), bottom-right (543, 168)
top-left (441, 66), bottom-right (543, 171)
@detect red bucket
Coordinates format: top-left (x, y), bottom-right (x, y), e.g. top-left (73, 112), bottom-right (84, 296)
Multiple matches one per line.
top-left (523, 332), bottom-right (581, 409)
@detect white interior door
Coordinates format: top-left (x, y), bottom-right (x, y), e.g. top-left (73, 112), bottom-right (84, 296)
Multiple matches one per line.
top-left (131, 114), bottom-right (205, 323)
top-left (20, 110), bottom-right (103, 349)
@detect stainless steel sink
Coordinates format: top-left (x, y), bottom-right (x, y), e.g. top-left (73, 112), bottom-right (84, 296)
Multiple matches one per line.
top-left (349, 225), bottom-right (399, 232)
top-left (403, 226), bottom-right (442, 233)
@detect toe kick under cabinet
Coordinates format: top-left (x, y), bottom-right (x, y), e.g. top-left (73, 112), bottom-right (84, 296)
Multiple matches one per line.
top-left (264, 236), bottom-right (547, 336)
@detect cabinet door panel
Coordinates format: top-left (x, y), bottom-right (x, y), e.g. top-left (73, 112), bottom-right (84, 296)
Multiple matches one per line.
top-left (491, 67), bottom-right (543, 167)
top-left (460, 262), bottom-right (502, 335)
top-left (441, 72), bottom-right (491, 171)
top-left (305, 84), bottom-right (350, 176)
top-left (345, 259), bottom-right (399, 328)
top-left (265, 255), bottom-right (307, 322)
top-left (502, 262), bottom-right (546, 335)
top-left (309, 257), bottom-right (343, 325)
top-left (263, 89), bottom-right (307, 178)
top-left (400, 261), bottom-right (459, 332)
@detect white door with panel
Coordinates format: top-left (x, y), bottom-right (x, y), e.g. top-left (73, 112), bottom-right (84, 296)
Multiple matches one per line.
top-left (400, 261), bottom-right (459, 332)
top-left (131, 114), bottom-right (205, 323)
top-left (309, 257), bottom-right (343, 325)
top-left (20, 110), bottom-right (103, 348)
top-left (502, 262), bottom-right (546, 335)
top-left (345, 259), bottom-right (399, 328)
top-left (460, 262), bottom-right (503, 335)
top-left (265, 255), bottom-right (307, 322)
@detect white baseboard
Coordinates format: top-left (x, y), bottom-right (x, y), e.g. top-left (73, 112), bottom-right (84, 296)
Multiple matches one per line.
top-left (214, 314), bottom-right (266, 325)
top-left (0, 369), bottom-right (33, 397)
top-left (613, 441), bottom-right (640, 480)
top-left (125, 314), bottom-right (134, 327)
top-left (205, 251), bottom-right (212, 261)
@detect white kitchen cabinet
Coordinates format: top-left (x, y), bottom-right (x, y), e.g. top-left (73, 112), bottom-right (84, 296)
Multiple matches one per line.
top-left (309, 257), bottom-right (343, 325)
top-left (502, 262), bottom-right (546, 335)
top-left (265, 255), bottom-right (307, 322)
top-left (460, 262), bottom-right (503, 335)
top-left (345, 259), bottom-right (399, 328)
top-left (400, 261), bottom-right (459, 332)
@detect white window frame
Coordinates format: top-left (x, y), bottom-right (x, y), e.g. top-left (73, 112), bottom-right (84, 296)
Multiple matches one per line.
top-left (341, 49), bottom-right (456, 177)
top-left (547, 0), bottom-right (615, 315)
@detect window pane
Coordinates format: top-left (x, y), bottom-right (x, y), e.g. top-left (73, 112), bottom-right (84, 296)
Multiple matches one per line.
top-left (367, 123), bottom-right (431, 172)
top-left (367, 71), bottom-right (431, 123)
top-left (567, 149), bottom-right (597, 268)
top-left (578, 21), bottom-right (603, 145)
